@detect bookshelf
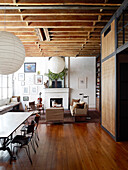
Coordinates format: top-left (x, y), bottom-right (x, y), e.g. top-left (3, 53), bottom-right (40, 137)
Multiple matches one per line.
top-left (96, 56), bottom-right (101, 112)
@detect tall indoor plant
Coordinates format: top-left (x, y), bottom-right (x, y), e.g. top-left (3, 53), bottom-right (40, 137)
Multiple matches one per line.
top-left (45, 68), bottom-right (68, 88)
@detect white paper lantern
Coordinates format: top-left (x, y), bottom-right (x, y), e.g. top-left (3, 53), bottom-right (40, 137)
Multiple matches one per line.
top-left (49, 57), bottom-right (65, 73)
top-left (0, 31), bottom-right (25, 75)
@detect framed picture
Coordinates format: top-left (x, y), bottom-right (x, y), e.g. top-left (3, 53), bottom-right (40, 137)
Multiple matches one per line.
top-left (30, 86), bottom-right (38, 95)
top-left (78, 77), bottom-right (86, 89)
top-left (25, 74), bottom-right (34, 85)
top-left (18, 73), bottom-right (24, 81)
top-left (24, 63), bottom-right (36, 73)
top-left (23, 96), bottom-right (29, 101)
top-left (21, 81), bottom-right (25, 86)
top-left (35, 75), bottom-right (43, 85)
top-left (23, 86), bottom-right (29, 95)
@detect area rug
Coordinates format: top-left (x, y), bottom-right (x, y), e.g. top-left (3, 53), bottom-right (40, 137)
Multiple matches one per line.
top-left (39, 110), bottom-right (100, 124)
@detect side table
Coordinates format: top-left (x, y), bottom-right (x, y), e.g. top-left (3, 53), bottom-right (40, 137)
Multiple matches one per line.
top-left (46, 107), bottom-right (64, 123)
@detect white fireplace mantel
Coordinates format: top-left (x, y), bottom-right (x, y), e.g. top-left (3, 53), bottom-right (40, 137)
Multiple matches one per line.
top-left (45, 88), bottom-right (69, 93)
top-left (44, 88), bottom-right (69, 109)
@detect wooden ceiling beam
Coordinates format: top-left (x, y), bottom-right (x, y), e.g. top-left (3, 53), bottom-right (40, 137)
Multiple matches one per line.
top-left (42, 49), bottom-right (79, 53)
top-left (20, 39), bottom-right (40, 42)
top-left (50, 35), bottom-right (100, 38)
top-left (0, 22), bottom-right (104, 28)
top-left (42, 48), bottom-right (82, 51)
top-left (0, 5), bottom-right (119, 10)
top-left (0, 1), bottom-right (121, 6)
top-left (49, 28), bottom-right (102, 32)
top-left (78, 54), bottom-right (99, 57)
top-left (30, 22), bottom-right (105, 28)
top-left (22, 42), bottom-right (37, 45)
top-left (23, 15), bottom-right (98, 21)
top-left (50, 32), bottom-right (100, 36)
top-left (42, 53), bottom-right (77, 56)
top-left (78, 54), bottom-right (99, 56)
top-left (17, 35), bottom-right (39, 39)
top-left (26, 49), bottom-right (41, 53)
top-left (0, 28), bottom-right (34, 32)
top-left (35, 28), bottom-right (44, 41)
top-left (50, 36), bottom-right (100, 39)
top-left (0, 15), bottom-right (108, 22)
top-left (43, 28), bottom-right (50, 41)
top-left (0, 10), bottom-right (113, 16)
top-left (25, 46), bottom-right (84, 50)
top-left (38, 41), bottom-right (88, 45)
top-left (13, 32), bottom-right (36, 35)
top-left (39, 45), bottom-right (82, 48)
top-left (0, 19), bottom-right (109, 23)
top-left (79, 49), bottom-right (100, 52)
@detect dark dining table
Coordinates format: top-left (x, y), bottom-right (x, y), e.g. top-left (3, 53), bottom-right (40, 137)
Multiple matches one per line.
top-left (0, 112), bottom-right (32, 161)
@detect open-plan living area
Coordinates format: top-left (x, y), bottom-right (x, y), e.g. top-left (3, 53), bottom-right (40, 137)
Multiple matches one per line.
top-left (0, 0), bottom-right (128, 169)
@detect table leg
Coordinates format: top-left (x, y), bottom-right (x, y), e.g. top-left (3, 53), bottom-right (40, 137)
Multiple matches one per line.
top-left (0, 137), bottom-right (16, 163)
top-left (0, 146), bottom-right (16, 162)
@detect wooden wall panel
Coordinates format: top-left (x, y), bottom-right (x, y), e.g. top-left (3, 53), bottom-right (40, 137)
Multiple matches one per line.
top-left (96, 98), bottom-right (100, 112)
top-left (102, 55), bottom-right (115, 136)
top-left (102, 20), bottom-right (115, 60)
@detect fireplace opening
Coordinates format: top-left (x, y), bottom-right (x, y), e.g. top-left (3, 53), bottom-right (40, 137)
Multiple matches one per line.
top-left (50, 98), bottom-right (63, 107)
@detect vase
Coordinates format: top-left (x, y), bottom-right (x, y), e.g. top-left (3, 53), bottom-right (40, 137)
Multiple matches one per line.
top-left (55, 79), bottom-right (57, 88)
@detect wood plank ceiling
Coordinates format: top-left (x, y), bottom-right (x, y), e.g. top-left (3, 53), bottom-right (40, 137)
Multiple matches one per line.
top-left (0, 0), bottom-right (123, 57)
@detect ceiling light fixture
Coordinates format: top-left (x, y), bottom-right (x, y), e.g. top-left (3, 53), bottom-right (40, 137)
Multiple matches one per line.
top-left (48, 57), bottom-right (65, 74)
top-left (0, 1), bottom-right (25, 75)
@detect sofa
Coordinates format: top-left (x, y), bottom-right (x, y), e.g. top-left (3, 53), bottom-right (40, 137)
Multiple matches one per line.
top-left (70, 99), bottom-right (88, 121)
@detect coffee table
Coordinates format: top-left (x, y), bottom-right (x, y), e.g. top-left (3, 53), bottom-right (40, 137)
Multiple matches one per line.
top-left (46, 107), bottom-right (64, 123)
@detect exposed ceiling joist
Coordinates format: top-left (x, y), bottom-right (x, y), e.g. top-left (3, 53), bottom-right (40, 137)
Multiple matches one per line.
top-left (0, 0), bottom-right (123, 57)
top-left (43, 28), bottom-right (50, 41)
top-left (0, 2), bottom-right (121, 6)
top-left (0, 6), bottom-right (119, 10)
top-left (35, 28), bottom-right (44, 41)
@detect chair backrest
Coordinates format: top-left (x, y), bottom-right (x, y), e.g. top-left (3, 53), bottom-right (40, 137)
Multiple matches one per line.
top-left (34, 115), bottom-right (40, 127)
top-left (12, 96), bottom-right (20, 102)
top-left (29, 101), bottom-right (36, 110)
top-left (27, 123), bottom-right (35, 135)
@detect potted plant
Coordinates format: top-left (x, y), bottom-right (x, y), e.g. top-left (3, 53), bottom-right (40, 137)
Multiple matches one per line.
top-left (45, 68), bottom-right (68, 88)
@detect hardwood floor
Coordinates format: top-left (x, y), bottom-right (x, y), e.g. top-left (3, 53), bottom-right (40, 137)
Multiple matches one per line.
top-left (1, 123), bottom-right (128, 170)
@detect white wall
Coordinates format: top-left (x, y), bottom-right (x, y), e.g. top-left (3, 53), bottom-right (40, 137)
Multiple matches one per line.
top-left (70, 57), bottom-right (96, 109)
top-left (14, 57), bottom-right (49, 109)
top-left (14, 57), bottom-right (96, 110)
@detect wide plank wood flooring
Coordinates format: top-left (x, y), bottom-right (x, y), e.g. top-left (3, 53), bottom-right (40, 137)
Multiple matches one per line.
top-left (1, 123), bottom-right (128, 170)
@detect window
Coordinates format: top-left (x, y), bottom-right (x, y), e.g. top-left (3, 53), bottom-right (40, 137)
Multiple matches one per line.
top-left (117, 13), bottom-right (124, 47)
top-left (0, 74), bottom-right (13, 100)
top-left (124, 7), bottom-right (128, 44)
top-left (117, 7), bottom-right (128, 47)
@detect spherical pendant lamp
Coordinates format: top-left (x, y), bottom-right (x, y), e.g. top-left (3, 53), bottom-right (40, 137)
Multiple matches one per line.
top-left (48, 57), bottom-right (65, 73)
top-left (0, 31), bottom-right (25, 75)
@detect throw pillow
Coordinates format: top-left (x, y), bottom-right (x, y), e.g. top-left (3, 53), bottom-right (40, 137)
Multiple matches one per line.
top-left (71, 99), bottom-right (80, 106)
top-left (76, 103), bottom-right (85, 109)
top-left (73, 102), bottom-right (79, 107)
top-left (12, 96), bottom-right (20, 102)
top-left (80, 101), bottom-right (85, 104)
top-left (11, 97), bottom-right (18, 103)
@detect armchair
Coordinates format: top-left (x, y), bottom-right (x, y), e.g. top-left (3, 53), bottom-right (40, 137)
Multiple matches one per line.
top-left (28, 101), bottom-right (39, 115)
top-left (70, 99), bottom-right (88, 122)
